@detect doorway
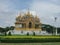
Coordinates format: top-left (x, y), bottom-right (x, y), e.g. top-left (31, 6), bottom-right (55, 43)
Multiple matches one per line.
top-left (29, 22), bottom-right (32, 28)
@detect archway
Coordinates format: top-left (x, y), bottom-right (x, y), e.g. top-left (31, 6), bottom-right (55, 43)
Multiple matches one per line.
top-left (29, 22), bottom-right (32, 28)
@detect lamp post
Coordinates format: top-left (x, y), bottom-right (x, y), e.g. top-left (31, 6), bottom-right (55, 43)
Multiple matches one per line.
top-left (55, 17), bottom-right (57, 35)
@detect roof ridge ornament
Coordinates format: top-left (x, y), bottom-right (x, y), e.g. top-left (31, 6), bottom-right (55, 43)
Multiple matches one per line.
top-left (35, 14), bottom-right (38, 18)
top-left (19, 11), bottom-right (22, 16)
top-left (27, 8), bottom-right (30, 15)
top-left (16, 12), bottom-right (22, 19)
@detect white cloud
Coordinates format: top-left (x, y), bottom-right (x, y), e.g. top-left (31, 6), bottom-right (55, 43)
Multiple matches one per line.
top-left (17, 9), bottom-right (37, 17)
top-left (49, 0), bottom-right (59, 2)
top-left (0, 0), bottom-right (60, 27)
top-left (30, 0), bottom-right (60, 27)
top-left (0, 0), bottom-right (18, 27)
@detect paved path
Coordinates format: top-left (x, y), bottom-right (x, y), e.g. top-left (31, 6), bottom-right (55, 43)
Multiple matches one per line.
top-left (0, 42), bottom-right (60, 45)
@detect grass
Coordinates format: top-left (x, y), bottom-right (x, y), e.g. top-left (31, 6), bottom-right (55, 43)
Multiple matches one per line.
top-left (0, 35), bottom-right (60, 39)
top-left (0, 42), bottom-right (60, 45)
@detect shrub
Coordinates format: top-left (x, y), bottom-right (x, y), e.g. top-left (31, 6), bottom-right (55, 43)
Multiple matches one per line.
top-left (33, 32), bottom-right (35, 36)
top-left (27, 32), bottom-right (29, 36)
top-left (5, 32), bottom-right (7, 36)
top-left (1, 38), bottom-right (60, 43)
top-left (0, 35), bottom-right (60, 43)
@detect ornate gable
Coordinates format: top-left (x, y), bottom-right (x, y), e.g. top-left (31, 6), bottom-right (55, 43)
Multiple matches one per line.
top-left (15, 11), bottom-right (41, 31)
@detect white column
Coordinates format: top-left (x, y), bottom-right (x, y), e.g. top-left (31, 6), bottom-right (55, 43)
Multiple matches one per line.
top-left (56, 27), bottom-right (57, 35)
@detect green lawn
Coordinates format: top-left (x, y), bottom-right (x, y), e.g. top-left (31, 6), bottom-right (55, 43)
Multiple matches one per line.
top-left (1, 35), bottom-right (60, 39)
top-left (0, 43), bottom-right (60, 45)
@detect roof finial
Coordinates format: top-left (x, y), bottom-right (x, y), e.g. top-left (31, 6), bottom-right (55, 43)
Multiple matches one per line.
top-left (18, 11), bottom-right (22, 18)
top-left (35, 13), bottom-right (38, 18)
top-left (20, 11), bottom-right (22, 15)
top-left (28, 8), bottom-right (29, 12)
top-left (27, 8), bottom-right (30, 15)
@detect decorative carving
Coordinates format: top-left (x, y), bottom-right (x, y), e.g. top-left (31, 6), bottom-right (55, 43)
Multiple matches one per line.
top-left (15, 11), bottom-right (41, 30)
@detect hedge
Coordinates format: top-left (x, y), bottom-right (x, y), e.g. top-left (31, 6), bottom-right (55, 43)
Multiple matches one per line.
top-left (0, 38), bottom-right (60, 43)
top-left (0, 35), bottom-right (60, 43)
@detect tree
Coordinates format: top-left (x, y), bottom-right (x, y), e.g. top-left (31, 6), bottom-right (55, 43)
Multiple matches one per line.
top-left (5, 27), bottom-right (10, 31)
top-left (0, 27), bottom-right (5, 33)
top-left (10, 26), bottom-right (15, 30)
top-left (3, 27), bottom-right (10, 36)
top-left (57, 28), bottom-right (60, 33)
top-left (0, 26), bottom-right (14, 36)
top-left (5, 32), bottom-right (7, 36)
top-left (8, 32), bottom-right (11, 36)
top-left (41, 24), bottom-right (53, 33)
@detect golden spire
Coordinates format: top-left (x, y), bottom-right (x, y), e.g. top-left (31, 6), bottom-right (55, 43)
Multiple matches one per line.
top-left (19, 12), bottom-right (22, 18)
top-left (27, 8), bottom-right (30, 15)
top-left (19, 11), bottom-right (22, 16)
top-left (35, 14), bottom-right (38, 18)
top-left (16, 12), bottom-right (22, 19)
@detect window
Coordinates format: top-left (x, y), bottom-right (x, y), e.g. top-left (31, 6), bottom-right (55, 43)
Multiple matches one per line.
top-left (29, 22), bottom-right (32, 28)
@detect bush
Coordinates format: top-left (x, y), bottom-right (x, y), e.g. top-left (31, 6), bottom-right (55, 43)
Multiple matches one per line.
top-left (0, 35), bottom-right (60, 43)
top-left (5, 32), bottom-right (7, 36)
top-left (27, 32), bottom-right (29, 36)
top-left (33, 32), bottom-right (35, 36)
top-left (0, 38), bottom-right (60, 43)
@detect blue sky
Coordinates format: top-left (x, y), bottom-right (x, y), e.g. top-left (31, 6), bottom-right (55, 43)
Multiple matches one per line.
top-left (0, 0), bottom-right (60, 27)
